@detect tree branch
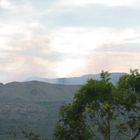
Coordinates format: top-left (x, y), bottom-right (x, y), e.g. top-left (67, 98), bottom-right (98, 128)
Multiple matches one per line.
top-left (131, 130), bottom-right (140, 140)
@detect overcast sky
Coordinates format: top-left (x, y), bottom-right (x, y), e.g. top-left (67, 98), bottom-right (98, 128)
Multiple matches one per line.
top-left (0, 0), bottom-right (140, 82)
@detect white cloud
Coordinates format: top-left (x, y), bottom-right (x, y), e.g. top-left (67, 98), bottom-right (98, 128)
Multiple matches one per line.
top-left (0, 0), bottom-right (13, 9)
top-left (46, 26), bottom-right (140, 77)
top-left (83, 52), bottom-right (140, 74)
top-left (47, 0), bottom-right (140, 14)
top-left (0, 0), bottom-right (15, 10)
top-left (50, 27), bottom-right (117, 54)
top-left (0, 0), bottom-right (140, 82)
top-left (49, 27), bottom-right (140, 54)
top-left (0, 23), bottom-right (56, 82)
top-left (0, 24), bottom-right (140, 82)
top-left (58, 0), bottom-right (132, 7)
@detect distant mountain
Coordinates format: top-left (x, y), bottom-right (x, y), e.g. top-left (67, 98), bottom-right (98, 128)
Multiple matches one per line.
top-left (26, 72), bottom-right (126, 85)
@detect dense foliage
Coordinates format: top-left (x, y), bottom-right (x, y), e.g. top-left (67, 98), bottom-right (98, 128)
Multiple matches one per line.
top-left (54, 70), bottom-right (140, 140)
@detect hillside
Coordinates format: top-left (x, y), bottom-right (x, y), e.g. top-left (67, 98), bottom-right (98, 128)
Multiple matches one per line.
top-left (0, 81), bottom-right (79, 140)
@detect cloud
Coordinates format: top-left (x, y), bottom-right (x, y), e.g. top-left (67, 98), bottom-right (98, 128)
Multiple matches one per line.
top-left (49, 27), bottom-right (118, 54)
top-left (0, 0), bottom-right (140, 82)
top-left (95, 42), bottom-right (140, 53)
top-left (52, 52), bottom-right (140, 77)
top-left (47, 27), bottom-right (140, 77)
top-left (1, 0), bottom-right (140, 29)
top-left (1, 24), bottom-right (140, 82)
top-left (82, 52), bottom-right (140, 74)
top-left (0, 24), bottom-right (58, 82)
top-left (0, 0), bottom-right (14, 10)
top-left (45, 4), bottom-right (140, 28)
top-left (53, 0), bottom-right (140, 9)
top-left (56, 0), bottom-right (132, 8)
top-left (49, 27), bottom-right (140, 54)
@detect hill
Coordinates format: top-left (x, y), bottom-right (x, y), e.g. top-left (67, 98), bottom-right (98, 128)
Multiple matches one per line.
top-left (0, 81), bottom-right (79, 140)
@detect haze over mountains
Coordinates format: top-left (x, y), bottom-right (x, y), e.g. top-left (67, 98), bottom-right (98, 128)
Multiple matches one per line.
top-left (26, 72), bottom-right (126, 85)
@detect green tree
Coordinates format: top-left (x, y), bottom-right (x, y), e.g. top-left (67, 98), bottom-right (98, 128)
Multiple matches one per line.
top-left (117, 69), bottom-right (140, 140)
top-left (54, 71), bottom-right (140, 140)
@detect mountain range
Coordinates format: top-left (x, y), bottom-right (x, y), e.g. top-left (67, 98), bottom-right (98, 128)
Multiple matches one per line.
top-left (0, 73), bottom-right (126, 139)
top-left (26, 72), bottom-right (126, 85)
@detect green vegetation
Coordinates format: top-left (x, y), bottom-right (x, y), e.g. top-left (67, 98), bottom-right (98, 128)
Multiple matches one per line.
top-left (0, 82), bottom-right (78, 139)
top-left (22, 130), bottom-right (47, 140)
top-left (54, 70), bottom-right (140, 140)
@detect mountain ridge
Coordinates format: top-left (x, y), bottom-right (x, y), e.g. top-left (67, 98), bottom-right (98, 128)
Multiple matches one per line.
top-left (25, 72), bottom-right (126, 85)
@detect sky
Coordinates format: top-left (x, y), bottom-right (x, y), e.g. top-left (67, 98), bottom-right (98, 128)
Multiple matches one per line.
top-left (0, 0), bottom-right (140, 82)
